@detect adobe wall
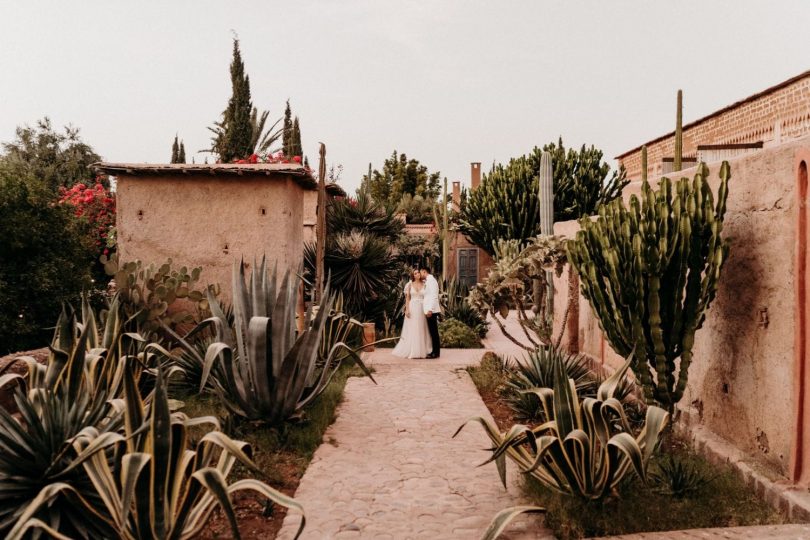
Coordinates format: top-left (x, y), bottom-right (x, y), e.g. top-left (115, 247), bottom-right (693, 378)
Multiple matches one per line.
top-left (619, 74), bottom-right (810, 181)
top-left (116, 174), bottom-right (305, 302)
top-left (303, 190), bottom-right (317, 245)
top-left (554, 137), bottom-right (810, 478)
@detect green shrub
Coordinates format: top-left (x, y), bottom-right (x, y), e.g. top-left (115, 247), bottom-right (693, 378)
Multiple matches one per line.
top-left (0, 171), bottom-right (93, 354)
top-left (438, 317), bottom-right (482, 349)
top-left (442, 278), bottom-right (488, 338)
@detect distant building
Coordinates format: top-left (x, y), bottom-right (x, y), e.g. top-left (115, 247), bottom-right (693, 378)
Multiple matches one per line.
top-left (617, 69), bottom-right (810, 180)
top-left (95, 162), bottom-right (316, 302)
top-left (446, 163), bottom-right (494, 288)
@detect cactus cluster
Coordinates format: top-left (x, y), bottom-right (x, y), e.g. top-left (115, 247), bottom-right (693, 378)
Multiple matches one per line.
top-left (456, 139), bottom-right (628, 256)
top-left (567, 162), bottom-right (731, 411)
top-left (102, 253), bottom-right (218, 335)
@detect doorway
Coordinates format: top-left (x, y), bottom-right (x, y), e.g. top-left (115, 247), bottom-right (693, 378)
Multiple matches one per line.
top-left (457, 248), bottom-right (479, 289)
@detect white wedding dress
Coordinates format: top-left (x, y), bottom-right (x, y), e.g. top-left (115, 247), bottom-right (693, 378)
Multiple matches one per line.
top-left (392, 282), bottom-right (433, 359)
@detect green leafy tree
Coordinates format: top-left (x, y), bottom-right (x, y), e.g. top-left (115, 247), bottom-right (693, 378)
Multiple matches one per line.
top-left (360, 151), bottom-right (441, 209)
top-left (456, 138), bottom-right (628, 255)
top-left (1, 117), bottom-right (102, 193)
top-left (208, 39), bottom-right (253, 162)
top-left (178, 140), bottom-right (186, 163)
top-left (0, 168), bottom-right (93, 353)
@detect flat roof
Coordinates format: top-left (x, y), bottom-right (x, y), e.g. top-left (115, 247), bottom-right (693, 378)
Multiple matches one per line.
top-left (92, 162), bottom-right (317, 189)
top-left (615, 69), bottom-right (810, 160)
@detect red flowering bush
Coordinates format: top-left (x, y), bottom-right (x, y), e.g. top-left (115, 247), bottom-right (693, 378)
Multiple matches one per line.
top-left (231, 151), bottom-right (306, 169)
top-left (58, 178), bottom-right (116, 256)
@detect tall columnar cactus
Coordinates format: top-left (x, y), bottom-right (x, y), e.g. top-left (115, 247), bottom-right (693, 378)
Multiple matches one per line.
top-left (538, 151), bottom-right (554, 322)
top-left (674, 90), bottom-right (683, 172)
top-left (641, 145), bottom-right (648, 183)
top-left (443, 177), bottom-right (449, 282)
top-left (567, 162), bottom-right (731, 412)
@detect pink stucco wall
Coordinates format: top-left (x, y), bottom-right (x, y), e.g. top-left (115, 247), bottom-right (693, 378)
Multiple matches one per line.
top-left (116, 173), bottom-right (306, 302)
top-left (554, 136), bottom-right (810, 479)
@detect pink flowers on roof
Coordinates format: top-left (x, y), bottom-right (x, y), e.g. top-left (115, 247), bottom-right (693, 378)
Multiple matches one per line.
top-left (232, 151), bottom-right (302, 165)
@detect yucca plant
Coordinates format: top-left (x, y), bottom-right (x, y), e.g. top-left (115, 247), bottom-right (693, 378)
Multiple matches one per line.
top-left (457, 353), bottom-right (669, 500)
top-left (503, 346), bottom-right (595, 421)
top-left (194, 258), bottom-right (375, 423)
top-left (305, 231), bottom-right (400, 321)
top-left (9, 367), bottom-right (305, 540)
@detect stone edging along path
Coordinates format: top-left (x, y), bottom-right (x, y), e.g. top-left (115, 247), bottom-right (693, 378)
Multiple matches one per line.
top-left (276, 349), bottom-right (552, 540)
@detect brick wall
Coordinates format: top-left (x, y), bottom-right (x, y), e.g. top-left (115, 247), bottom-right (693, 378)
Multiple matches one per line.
top-left (619, 71), bottom-right (810, 180)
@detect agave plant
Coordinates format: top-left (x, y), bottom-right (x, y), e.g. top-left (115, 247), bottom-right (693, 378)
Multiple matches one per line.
top-left (503, 346), bottom-right (595, 421)
top-left (0, 301), bottom-right (132, 536)
top-left (193, 258), bottom-right (375, 423)
top-left (457, 353), bottom-right (669, 500)
top-left (15, 294), bottom-right (177, 401)
top-left (9, 367), bottom-right (305, 540)
top-left (317, 293), bottom-right (364, 367)
top-left (0, 378), bottom-right (124, 537)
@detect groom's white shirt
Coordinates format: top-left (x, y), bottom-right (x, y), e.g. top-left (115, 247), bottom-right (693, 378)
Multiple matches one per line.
top-left (422, 274), bottom-right (442, 315)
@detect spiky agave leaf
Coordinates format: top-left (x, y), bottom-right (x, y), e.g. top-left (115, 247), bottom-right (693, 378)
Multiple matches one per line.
top-left (13, 366), bottom-right (307, 540)
top-left (196, 260), bottom-right (375, 424)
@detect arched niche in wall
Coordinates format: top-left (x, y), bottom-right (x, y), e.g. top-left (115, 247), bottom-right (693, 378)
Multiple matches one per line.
top-left (793, 152), bottom-right (810, 485)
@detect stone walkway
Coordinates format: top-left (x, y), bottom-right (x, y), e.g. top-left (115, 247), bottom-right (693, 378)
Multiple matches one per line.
top-left (276, 348), bottom-right (553, 539)
top-left (594, 524), bottom-right (810, 539)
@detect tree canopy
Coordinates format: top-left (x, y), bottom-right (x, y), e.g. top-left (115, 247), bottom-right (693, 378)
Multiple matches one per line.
top-left (359, 151), bottom-right (441, 209)
top-left (1, 117), bottom-right (102, 193)
top-left (456, 138), bottom-right (628, 255)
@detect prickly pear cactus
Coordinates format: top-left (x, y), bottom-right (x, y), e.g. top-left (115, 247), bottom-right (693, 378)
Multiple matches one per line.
top-left (567, 162), bottom-right (730, 412)
top-left (101, 253), bottom-right (218, 335)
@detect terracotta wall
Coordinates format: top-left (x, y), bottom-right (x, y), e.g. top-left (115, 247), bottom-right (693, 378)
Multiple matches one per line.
top-left (618, 73), bottom-right (810, 181)
top-left (554, 136), bottom-right (810, 479)
top-left (116, 174), bottom-right (306, 302)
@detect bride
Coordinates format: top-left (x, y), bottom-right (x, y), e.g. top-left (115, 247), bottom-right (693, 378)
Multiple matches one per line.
top-left (392, 269), bottom-right (433, 359)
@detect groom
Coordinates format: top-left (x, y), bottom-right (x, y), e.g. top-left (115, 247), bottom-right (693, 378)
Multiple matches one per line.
top-left (420, 265), bottom-right (442, 358)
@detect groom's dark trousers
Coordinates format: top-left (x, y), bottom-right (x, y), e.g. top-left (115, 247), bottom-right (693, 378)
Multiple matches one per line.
top-left (426, 313), bottom-right (441, 357)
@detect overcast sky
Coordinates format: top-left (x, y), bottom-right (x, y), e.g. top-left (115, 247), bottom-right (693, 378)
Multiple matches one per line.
top-left (1, 1), bottom-right (808, 193)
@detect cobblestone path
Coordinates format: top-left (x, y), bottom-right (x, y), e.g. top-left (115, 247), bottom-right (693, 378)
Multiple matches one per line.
top-left (594, 523), bottom-right (810, 539)
top-left (276, 349), bottom-right (552, 539)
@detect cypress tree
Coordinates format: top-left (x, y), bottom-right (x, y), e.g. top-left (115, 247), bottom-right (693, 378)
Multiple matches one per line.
top-left (178, 141), bottom-right (186, 164)
top-left (291, 117), bottom-right (302, 157)
top-left (171, 135), bottom-right (179, 163)
top-left (217, 39), bottom-right (253, 162)
top-left (282, 100), bottom-right (293, 156)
